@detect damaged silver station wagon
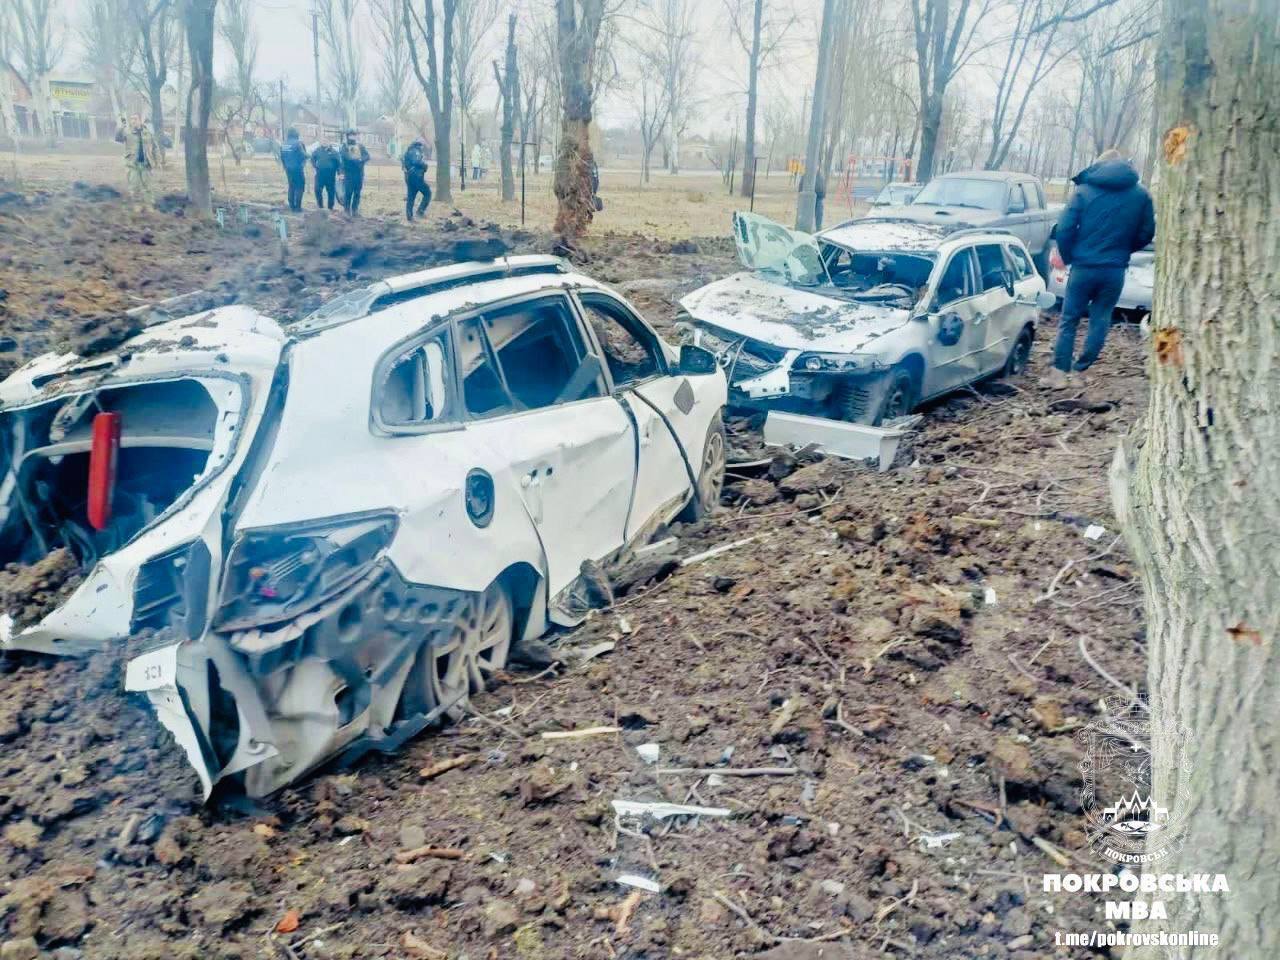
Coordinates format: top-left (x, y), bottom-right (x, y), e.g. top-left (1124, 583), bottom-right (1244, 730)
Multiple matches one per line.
top-left (680, 213), bottom-right (1056, 424)
top-left (0, 254), bottom-right (727, 797)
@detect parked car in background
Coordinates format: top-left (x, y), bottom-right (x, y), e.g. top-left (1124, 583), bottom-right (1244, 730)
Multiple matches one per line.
top-left (1047, 243), bottom-right (1154, 318)
top-left (679, 213), bottom-right (1055, 425)
top-left (865, 170), bottom-right (1062, 277)
top-left (0, 253), bottom-right (727, 797)
top-left (871, 182), bottom-right (923, 206)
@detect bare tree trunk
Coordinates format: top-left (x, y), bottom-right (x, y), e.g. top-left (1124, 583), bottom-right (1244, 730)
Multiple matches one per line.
top-left (795, 0), bottom-right (837, 232)
top-left (183, 0), bottom-right (217, 213)
top-left (404, 0), bottom-right (455, 202)
top-left (738, 0), bottom-right (762, 198)
top-left (552, 0), bottom-right (605, 241)
top-left (1116, 2), bottom-right (1279, 956)
top-left (495, 13), bottom-right (517, 202)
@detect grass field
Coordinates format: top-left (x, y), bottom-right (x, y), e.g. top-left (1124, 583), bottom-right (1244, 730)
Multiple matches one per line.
top-left (2, 146), bottom-right (869, 239)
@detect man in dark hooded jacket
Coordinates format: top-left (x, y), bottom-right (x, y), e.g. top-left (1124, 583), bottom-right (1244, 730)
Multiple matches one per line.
top-left (1049, 149), bottom-right (1155, 384)
top-left (402, 139), bottom-right (431, 221)
top-left (279, 128), bottom-right (307, 211)
top-left (312, 143), bottom-right (340, 209)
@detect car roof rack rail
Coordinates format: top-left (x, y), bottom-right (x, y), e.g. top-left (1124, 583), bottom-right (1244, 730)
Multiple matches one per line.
top-left (292, 254), bottom-right (567, 335)
top-left (944, 226), bottom-right (1018, 240)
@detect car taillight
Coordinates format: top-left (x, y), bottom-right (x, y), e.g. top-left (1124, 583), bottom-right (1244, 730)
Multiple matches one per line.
top-left (216, 512), bottom-right (398, 630)
top-left (1049, 247), bottom-right (1065, 270)
top-left (87, 412), bottom-right (122, 531)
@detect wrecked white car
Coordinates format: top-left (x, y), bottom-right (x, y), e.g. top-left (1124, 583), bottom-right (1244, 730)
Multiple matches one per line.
top-left (1046, 244), bottom-right (1154, 318)
top-left (680, 213), bottom-right (1055, 424)
top-left (0, 254), bottom-right (727, 797)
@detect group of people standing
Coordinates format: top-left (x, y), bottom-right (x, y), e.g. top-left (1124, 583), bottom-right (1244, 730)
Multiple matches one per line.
top-left (277, 127), bottom-right (434, 221)
top-left (279, 127), bottom-right (370, 215)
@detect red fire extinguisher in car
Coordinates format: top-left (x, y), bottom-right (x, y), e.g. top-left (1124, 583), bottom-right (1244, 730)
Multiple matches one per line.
top-left (87, 412), bottom-right (122, 531)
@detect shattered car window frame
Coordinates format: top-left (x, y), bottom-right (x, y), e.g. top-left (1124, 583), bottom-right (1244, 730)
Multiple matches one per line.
top-left (573, 290), bottom-right (671, 390)
top-left (370, 318), bottom-right (465, 435)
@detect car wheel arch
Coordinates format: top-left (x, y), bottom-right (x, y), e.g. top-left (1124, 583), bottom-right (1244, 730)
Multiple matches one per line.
top-left (495, 561), bottom-right (546, 645)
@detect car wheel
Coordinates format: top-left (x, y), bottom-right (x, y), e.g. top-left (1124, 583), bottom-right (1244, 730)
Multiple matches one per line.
top-left (677, 414), bottom-right (726, 522)
top-left (875, 367), bottom-right (917, 425)
top-left (831, 379), bottom-right (873, 423)
top-left (400, 580), bottom-right (513, 723)
top-left (1003, 326), bottom-right (1034, 378)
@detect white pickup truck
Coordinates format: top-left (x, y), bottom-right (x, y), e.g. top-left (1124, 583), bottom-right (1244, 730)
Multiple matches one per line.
top-left (864, 170), bottom-right (1062, 278)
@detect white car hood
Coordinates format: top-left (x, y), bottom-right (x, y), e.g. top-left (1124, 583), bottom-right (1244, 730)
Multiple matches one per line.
top-left (680, 271), bottom-right (909, 353)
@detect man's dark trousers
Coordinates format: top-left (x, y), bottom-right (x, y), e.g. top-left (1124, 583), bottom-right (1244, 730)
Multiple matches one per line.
top-left (315, 173), bottom-right (336, 209)
top-left (343, 169), bottom-right (365, 213)
top-left (1053, 266), bottom-right (1126, 372)
top-left (286, 169), bottom-right (305, 211)
top-left (405, 172), bottom-right (431, 220)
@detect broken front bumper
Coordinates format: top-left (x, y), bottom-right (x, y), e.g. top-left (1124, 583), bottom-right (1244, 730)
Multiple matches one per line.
top-left (125, 560), bottom-right (474, 798)
top-left (688, 324), bottom-right (891, 418)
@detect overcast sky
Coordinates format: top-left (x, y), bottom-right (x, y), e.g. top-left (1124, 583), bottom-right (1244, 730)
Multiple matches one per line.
top-left (50, 0), bottom-right (831, 135)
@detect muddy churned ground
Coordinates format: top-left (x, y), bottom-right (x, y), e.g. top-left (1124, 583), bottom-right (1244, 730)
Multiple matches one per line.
top-left (0, 183), bottom-right (1147, 960)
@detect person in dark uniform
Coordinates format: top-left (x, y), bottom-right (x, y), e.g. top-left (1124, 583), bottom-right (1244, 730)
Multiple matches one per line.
top-left (339, 128), bottom-right (370, 215)
top-left (402, 139), bottom-right (431, 221)
top-left (1050, 148), bottom-right (1155, 384)
top-left (312, 142), bottom-right (340, 210)
top-left (279, 128), bottom-right (307, 211)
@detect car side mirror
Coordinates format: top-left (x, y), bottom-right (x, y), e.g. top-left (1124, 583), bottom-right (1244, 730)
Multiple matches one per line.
top-left (1008, 196), bottom-right (1025, 213)
top-left (1002, 270), bottom-right (1016, 297)
top-left (678, 343), bottom-right (718, 375)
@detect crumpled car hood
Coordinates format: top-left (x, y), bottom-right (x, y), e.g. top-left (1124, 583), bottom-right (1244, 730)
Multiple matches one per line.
top-left (680, 271), bottom-right (909, 353)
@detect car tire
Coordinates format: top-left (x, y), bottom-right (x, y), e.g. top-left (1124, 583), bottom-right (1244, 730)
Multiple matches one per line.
top-left (677, 414), bottom-right (726, 522)
top-left (1003, 326), bottom-right (1034, 378)
top-left (874, 366), bottom-right (918, 425)
top-left (831, 379), bottom-right (874, 423)
top-left (400, 579), bottom-right (514, 723)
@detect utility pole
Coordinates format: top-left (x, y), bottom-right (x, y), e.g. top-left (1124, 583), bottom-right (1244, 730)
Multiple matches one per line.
top-left (279, 78), bottom-right (286, 141)
top-left (311, 10), bottom-right (321, 107)
top-left (796, 0), bottom-right (837, 232)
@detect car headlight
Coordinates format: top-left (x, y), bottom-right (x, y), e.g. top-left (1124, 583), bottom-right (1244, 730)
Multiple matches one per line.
top-left (794, 352), bottom-right (881, 373)
top-left (215, 511), bottom-right (398, 630)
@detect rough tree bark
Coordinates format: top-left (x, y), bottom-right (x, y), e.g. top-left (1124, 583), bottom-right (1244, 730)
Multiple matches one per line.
top-left (182, 0), bottom-right (217, 213)
top-left (403, 0), bottom-right (456, 202)
top-left (738, 0), bottom-right (763, 198)
top-left (1115, 1), bottom-right (1279, 956)
top-left (552, 0), bottom-right (605, 241)
top-left (493, 12), bottom-right (517, 202)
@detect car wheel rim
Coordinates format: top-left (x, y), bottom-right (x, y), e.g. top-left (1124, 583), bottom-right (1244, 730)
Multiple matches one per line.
top-left (1012, 337), bottom-right (1030, 374)
top-left (429, 627), bottom-right (470, 720)
top-left (467, 583), bottom-right (512, 693)
top-left (699, 430), bottom-right (726, 511)
top-left (884, 386), bottom-right (908, 420)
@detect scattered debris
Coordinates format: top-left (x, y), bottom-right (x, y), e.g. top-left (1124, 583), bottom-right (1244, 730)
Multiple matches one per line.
top-left (394, 846), bottom-right (466, 864)
top-left (419, 754), bottom-right (477, 779)
top-left (541, 725), bottom-right (620, 741)
top-left (615, 874), bottom-right (661, 894)
top-left (680, 537), bottom-right (757, 567)
top-left (612, 800), bottom-right (733, 821)
top-left (635, 743), bottom-right (661, 764)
